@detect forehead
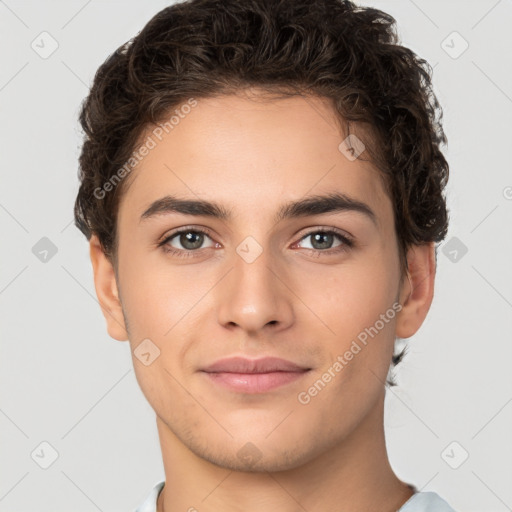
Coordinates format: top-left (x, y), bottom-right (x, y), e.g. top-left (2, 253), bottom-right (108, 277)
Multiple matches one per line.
top-left (118, 92), bottom-right (391, 226)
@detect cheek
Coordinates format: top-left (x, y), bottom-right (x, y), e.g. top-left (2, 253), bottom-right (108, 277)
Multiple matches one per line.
top-left (118, 249), bottom-right (195, 334)
top-left (295, 255), bottom-right (399, 389)
top-left (297, 258), bottom-right (398, 336)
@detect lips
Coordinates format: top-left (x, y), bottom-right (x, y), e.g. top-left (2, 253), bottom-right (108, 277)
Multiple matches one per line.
top-left (201, 356), bottom-right (310, 374)
top-left (200, 356), bottom-right (311, 393)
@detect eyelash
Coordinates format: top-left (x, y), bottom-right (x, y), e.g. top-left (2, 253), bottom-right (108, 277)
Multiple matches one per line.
top-left (157, 226), bottom-right (355, 259)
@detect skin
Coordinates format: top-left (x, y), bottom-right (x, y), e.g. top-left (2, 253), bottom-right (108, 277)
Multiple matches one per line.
top-left (89, 90), bottom-right (436, 512)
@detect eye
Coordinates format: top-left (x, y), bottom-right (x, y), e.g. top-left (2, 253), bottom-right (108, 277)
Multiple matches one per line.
top-left (158, 227), bottom-right (217, 257)
top-left (294, 228), bottom-right (354, 254)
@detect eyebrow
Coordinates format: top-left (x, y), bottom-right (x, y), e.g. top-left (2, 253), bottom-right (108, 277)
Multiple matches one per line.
top-left (139, 192), bottom-right (378, 227)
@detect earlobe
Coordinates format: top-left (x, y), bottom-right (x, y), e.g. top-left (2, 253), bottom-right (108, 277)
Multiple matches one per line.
top-left (89, 235), bottom-right (129, 341)
top-left (395, 242), bottom-right (436, 339)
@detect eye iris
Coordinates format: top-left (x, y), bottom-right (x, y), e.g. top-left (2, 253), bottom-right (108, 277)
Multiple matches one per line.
top-left (311, 232), bottom-right (333, 250)
top-left (181, 231), bottom-right (203, 250)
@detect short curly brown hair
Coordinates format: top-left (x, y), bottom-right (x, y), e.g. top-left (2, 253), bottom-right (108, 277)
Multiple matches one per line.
top-left (74, 0), bottom-right (449, 381)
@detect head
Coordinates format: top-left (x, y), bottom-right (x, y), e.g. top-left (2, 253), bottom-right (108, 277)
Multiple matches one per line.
top-left (75, 0), bottom-right (448, 472)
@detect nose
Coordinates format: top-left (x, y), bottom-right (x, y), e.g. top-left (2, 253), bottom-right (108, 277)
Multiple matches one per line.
top-left (215, 245), bottom-right (294, 335)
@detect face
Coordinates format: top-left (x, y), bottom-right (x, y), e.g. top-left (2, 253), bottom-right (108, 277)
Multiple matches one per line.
top-left (99, 91), bottom-right (413, 471)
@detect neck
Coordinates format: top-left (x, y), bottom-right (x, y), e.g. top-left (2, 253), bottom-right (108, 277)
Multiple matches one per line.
top-left (156, 392), bottom-right (414, 512)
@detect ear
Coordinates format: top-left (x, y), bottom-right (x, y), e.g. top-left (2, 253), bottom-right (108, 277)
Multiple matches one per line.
top-left (89, 234), bottom-right (129, 341)
top-left (395, 242), bottom-right (436, 339)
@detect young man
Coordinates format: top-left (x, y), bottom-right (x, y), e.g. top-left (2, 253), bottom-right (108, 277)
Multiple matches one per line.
top-left (74, 0), bottom-right (455, 510)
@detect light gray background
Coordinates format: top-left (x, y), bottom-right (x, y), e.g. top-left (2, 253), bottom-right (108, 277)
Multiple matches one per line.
top-left (1, 0), bottom-right (511, 510)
